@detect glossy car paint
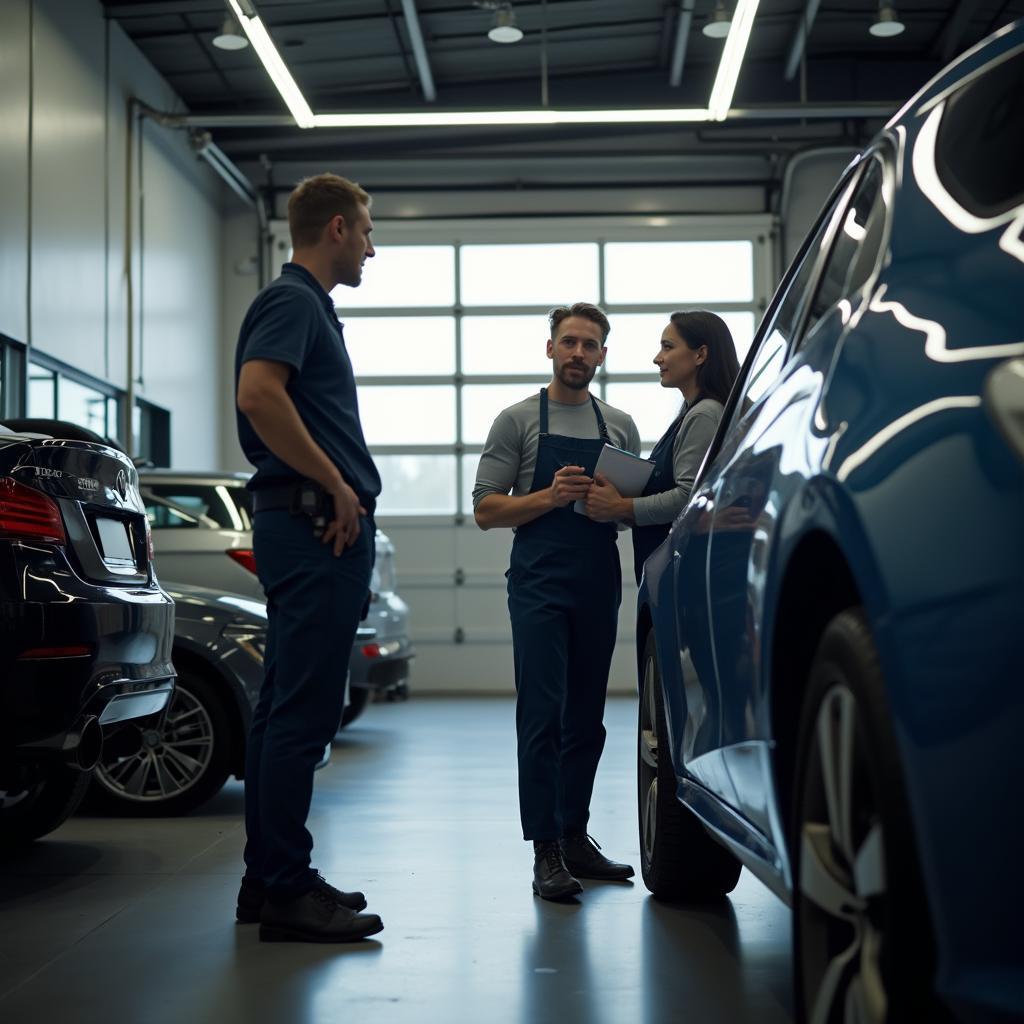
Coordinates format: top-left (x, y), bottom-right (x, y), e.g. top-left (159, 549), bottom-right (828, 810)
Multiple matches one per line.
top-left (638, 25), bottom-right (1024, 1022)
top-left (0, 431), bottom-right (176, 759)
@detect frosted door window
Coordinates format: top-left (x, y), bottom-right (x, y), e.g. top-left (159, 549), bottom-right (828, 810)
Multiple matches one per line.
top-left (460, 244), bottom-right (599, 306)
top-left (342, 317), bottom-right (455, 376)
top-left (605, 383), bottom-right (685, 444)
top-left (331, 246), bottom-right (455, 308)
top-left (604, 241), bottom-right (754, 304)
top-left (357, 385), bottom-right (456, 445)
top-left (462, 316), bottom-right (556, 375)
top-left (463, 384), bottom-right (544, 444)
top-left (375, 455), bottom-right (456, 514)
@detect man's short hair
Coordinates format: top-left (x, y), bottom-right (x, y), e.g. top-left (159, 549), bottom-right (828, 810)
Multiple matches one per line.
top-left (548, 302), bottom-right (611, 344)
top-left (287, 173), bottom-right (371, 249)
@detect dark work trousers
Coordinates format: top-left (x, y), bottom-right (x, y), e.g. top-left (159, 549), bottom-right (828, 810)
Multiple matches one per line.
top-left (507, 389), bottom-right (621, 841)
top-left (242, 509), bottom-right (373, 896)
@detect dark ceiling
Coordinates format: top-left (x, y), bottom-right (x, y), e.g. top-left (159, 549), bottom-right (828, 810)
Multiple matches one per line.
top-left (99, 0), bottom-right (1023, 202)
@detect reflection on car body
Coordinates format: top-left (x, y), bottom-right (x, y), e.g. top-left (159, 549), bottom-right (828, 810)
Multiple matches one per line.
top-left (636, 26), bottom-right (1024, 1024)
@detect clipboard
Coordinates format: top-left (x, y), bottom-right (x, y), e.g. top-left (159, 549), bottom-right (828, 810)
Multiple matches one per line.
top-left (574, 444), bottom-right (655, 515)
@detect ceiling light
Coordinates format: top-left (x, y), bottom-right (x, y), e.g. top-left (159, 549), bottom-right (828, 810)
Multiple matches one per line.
top-left (488, 8), bottom-right (523, 44)
top-left (708, 0), bottom-right (761, 120)
top-left (702, 1), bottom-right (732, 39)
top-left (212, 16), bottom-right (249, 50)
top-left (226, 0), bottom-right (314, 128)
top-left (311, 107), bottom-right (710, 129)
top-left (869, 2), bottom-right (905, 37)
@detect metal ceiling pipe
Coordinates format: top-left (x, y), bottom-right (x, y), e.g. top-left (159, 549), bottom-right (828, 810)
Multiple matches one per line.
top-left (399, 0), bottom-right (437, 101)
top-left (669, 0), bottom-right (697, 87)
top-left (784, 0), bottom-right (822, 81)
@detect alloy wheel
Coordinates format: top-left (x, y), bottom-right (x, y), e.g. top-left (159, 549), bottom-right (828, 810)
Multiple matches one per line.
top-left (638, 654), bottom-right (660, 865)
top-left (95, 685), bottom-right (215, 802)
top-left (798, 683), bottom-right (888, 1024)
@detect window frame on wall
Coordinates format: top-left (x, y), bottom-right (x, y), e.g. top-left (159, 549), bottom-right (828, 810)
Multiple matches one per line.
top-left (268, 215), bottom-right (777, 523)
top-left (27, 351), bottom-right (123, 445)
top-left (135, 398), bottom-right (172, 467)
top-left (0, 335), bottom-right (27, 421)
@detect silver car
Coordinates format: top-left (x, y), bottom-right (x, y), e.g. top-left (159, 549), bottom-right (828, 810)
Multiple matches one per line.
top-left (138, 470), bottom-right (413, 725)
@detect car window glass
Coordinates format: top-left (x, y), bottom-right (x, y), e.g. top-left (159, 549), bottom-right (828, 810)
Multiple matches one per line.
top-left (803, 159), bottom-right (886, 338)
top-left (145, 484), bottom-right (252, 531)
top-left (143, 496), bottom-right (205, 529)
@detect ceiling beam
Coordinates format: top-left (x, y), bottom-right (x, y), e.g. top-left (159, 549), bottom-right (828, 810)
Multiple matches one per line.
top-left (669, 0), bottom-right (697, 87)
top-left (931, 0), bottom-right (983, 62)
top-left (399, 0), bottom-right (437, 102)
top-left (783, 0), bottom-right (822, 81)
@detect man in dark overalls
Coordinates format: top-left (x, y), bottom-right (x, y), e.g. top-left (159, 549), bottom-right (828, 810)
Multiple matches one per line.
top-left (473, 303), bottom-right (640, 900)
top-left (233, 173), bottom-right (384, 942)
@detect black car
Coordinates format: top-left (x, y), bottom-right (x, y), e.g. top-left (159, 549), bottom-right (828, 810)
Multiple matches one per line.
top-left (0, 422), bottom-right (176, 848)
top-left (90, 581), bottom-right (373, 815)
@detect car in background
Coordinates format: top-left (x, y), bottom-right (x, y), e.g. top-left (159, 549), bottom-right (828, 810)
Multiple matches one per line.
top-left (137, 470), bottom-right (413, 714)
top-left (0, 420), bottom-right (175, 848)
top-left (635, 26), bottom-right (1023, 1024)
top-left (90, 581), bottom-right (377, 815)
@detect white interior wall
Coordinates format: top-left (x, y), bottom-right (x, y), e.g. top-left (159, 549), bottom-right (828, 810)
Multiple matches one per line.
top-left (0, 0), bottom-right (227, 468)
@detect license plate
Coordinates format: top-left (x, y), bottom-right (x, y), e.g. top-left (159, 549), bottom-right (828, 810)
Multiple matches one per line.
top-left (96, 517), bottom-right (135, 564)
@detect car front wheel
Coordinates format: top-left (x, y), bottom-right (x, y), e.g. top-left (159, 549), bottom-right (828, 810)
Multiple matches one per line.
top-left (91, 669), bottom-right (232, 815)
top-left (794, 608), bottom-right (937, 1023)
top-left (638, 629), bottom-right (742, 900)
top-left (0, 764), bottom-right (92, 850)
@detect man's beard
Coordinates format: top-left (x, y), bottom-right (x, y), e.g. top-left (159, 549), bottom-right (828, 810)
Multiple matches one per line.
top-left (555, 359), bottom-right (596, 391)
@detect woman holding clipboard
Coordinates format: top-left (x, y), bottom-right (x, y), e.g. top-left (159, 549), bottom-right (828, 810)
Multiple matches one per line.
top-left (583, 310), bottom-right (739, 584)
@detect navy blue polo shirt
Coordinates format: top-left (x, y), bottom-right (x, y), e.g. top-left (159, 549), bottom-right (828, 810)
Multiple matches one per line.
top-left (235, 262), bottom-right (381, 504)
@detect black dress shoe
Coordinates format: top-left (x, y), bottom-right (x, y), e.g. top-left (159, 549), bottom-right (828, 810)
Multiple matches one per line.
top-left (237, 871), bottom-right (367, 923)
top-left (259, 887), bottom-right (383, 943)
top-left (532, 840), bottom-right (583, 901)
top-left (560, 834), bottom-right (635, 881)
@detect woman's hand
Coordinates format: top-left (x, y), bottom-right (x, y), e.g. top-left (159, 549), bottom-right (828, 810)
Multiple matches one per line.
top-left (584, 473), bottom-right (633, 523)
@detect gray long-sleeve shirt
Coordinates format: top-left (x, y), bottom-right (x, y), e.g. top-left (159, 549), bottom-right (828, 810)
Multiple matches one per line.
top-left (472, 391), bottom-right (641, 507)
top-left (632, 399), bottom-right (724, 527)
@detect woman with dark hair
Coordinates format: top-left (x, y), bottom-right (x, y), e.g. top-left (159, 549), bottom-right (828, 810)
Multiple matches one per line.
top-left (584, 310), bottom-right (740, 584)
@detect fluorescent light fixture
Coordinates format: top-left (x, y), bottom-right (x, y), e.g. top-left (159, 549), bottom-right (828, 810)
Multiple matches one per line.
top-left (226, 0), bottom-right (314, 128)
top-left (311, 107), bottom-right (710, 128)
top-left (488, 9), bottom-right (524, 44)
top-left (708, 0), bottom-right (761, 121)
top-left (703, 1), bottom-right (732, 39)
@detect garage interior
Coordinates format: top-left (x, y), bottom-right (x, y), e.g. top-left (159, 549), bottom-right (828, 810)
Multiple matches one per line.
top-left (1, 2), bottom-right (1021, 1022)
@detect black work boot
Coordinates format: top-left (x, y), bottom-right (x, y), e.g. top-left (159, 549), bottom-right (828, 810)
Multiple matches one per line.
top-left (259, 886), bottom-right (383, 943)
top-left (560, 834), bottom-right (635, 881)
top-left (532, 840), bottom-right (584, 901)
top-left (236, 872), bottom-right (367, 923)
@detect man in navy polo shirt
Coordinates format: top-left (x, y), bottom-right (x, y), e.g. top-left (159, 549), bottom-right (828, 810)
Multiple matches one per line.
top-left (233, 173), bottom-right (384, 943)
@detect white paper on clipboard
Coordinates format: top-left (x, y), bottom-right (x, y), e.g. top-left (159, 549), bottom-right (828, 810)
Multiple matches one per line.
top-left (574, 444), bottom-right (655, 515)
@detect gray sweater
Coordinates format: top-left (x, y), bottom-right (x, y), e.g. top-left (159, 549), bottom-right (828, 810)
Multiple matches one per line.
top-left (632, 399), bottom-right (724, 527)
top-left (473, 391), bottom-right (641, 507)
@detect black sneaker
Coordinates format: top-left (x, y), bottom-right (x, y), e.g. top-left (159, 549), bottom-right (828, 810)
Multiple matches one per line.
top-left (532, 840), bottom-right (583, 901)
top-left (259, 887), bottom-right (383, 943)
top-left (560, 834), bottom-right (635, 881)
top-left (236, 871), bottom-right (367, 923)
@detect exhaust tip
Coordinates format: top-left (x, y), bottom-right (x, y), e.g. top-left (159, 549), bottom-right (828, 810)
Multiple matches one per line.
top-left (64, 716), bottom-right (103, 772)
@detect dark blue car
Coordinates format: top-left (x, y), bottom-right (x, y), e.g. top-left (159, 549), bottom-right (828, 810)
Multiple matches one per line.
top-left (636, 23), bottom-right (1023, 1024)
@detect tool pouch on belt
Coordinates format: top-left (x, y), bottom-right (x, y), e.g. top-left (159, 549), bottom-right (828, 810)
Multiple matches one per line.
top-left (289, 480), bottom-right (328, 537)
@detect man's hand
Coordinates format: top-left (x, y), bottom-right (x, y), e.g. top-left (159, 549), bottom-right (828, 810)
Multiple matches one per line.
top-left (549, 465), bottom-right (592, 506)
top-left (322, 479), bottom-right (367, 556)
top-left (584, 472), bottom-right (631, 522)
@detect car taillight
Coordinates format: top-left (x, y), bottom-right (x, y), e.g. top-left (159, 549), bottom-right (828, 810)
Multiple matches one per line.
top-left (0, 478), bottom-right (66, 544)
top-left (361, 643), bottom-right (381, 659)
top-left (227, 548), bottom-right (258, 575)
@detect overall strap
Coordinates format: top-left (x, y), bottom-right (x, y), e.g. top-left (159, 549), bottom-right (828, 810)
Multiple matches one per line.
top-left (590, 396), bottom-right (611, 443)
top-left (539, 388), bottom-right (549, 436)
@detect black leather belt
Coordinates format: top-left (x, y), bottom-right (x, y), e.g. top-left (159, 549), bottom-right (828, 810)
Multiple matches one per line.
top-left (252, 481), bottom-right (376, 518)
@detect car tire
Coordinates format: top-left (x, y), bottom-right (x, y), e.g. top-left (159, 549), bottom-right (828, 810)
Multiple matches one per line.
top-left (0, 764), bottom-right (92, 851)
top-left (793, 608), bottom-right (939, 1024)
top-left (638, 629), bottom-right (742, 901)
top-left (91, 669), bottom-right (232, 816)
top-left (339, 685), bottom-right (371, 729)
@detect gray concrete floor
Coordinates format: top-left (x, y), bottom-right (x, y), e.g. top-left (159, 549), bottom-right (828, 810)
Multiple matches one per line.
top-left (0, 697), bottom-right (793, 1024)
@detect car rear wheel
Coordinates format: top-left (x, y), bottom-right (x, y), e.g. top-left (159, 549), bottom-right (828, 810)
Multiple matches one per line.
top-left (339, 685), bottom-right (371, 729)
top-left (0, 764), bottom-right (92, 851)
top-left (794, 609), bottom-right (937, 1023)
top-left (91, 669), bottom-right (232, 815)
top-left (638, 629), bottom-right (742, 900)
